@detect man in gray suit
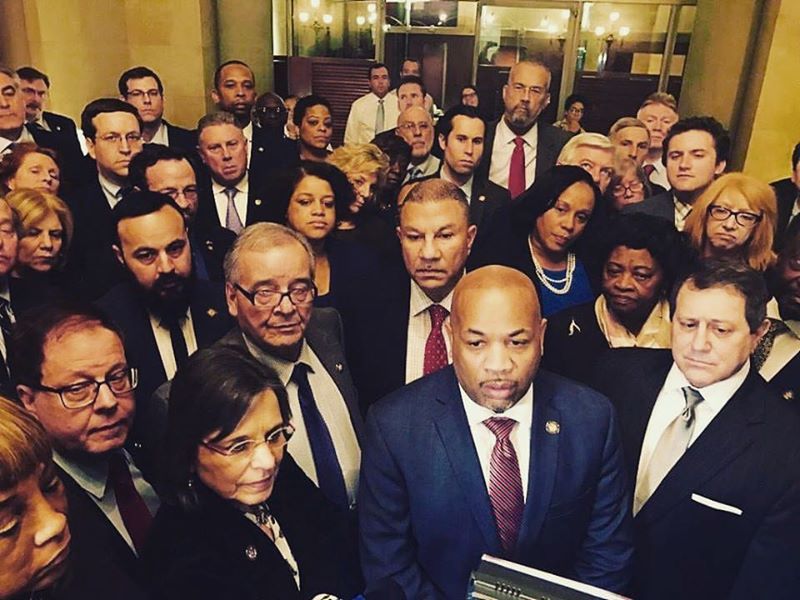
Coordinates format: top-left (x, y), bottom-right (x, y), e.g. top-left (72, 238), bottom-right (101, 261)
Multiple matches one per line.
top-left (625, 116), bottom-right (729, 231)
top-left (217, 223), bottom-right (363, 512)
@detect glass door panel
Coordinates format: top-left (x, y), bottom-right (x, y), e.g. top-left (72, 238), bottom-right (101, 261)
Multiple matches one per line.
top-left (475, 3), bottom-right (577, 123)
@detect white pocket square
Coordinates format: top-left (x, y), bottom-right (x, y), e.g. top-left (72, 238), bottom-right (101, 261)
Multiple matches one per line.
top-left (691, 493), bottom-right (743, 516)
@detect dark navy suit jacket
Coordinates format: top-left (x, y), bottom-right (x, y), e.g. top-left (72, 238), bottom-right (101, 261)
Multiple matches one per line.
top-left (359, 366), bottom-right (634, 599)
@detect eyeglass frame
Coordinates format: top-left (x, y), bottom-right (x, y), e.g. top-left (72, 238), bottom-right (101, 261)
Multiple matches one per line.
top-left (707, 204), bottom-right (763, 228)
top-left (611, 180), bottom-right (645, 196)
top-left (201, 423), bottom-right (296, 458)
top-left (35, 367), bottom-right (139, 410)
top-left (233, 281), bottom-right (318, 309)
top-left (96, 132), bottom-right (143, 146)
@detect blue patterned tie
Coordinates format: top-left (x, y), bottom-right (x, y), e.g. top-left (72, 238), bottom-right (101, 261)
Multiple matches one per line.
top-left (290, 363), bottom-right (349, 510)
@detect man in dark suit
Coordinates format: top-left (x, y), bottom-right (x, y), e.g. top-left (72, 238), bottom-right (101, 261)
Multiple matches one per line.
top-left (360, 265), bottom-right (634, 599)
top-left (195, 111), bottom-right (272, 235)
top-left (14, 66), bottom-right (86, 189)
top-left (129, 143), bottom-right (235, 281)
top-left (349, 179), bottom-right (477, 413)
top-left (12, 303), bottom-right (159, 598)
top-left (217, 222), bottom-right (364, 512)
top-left (67, 98), bottom-right (145, 300)
top-left (770, 141), bottom-right (800, 250)
top-left (592, 260), bottom-right (800, 599)
top-left (118, 66), bottom-right (196, 153)
top-left (624, 116), bottom-right (729, 231)
top-left (760, 217), bottom-right (800, 402)
top-left (98, 191), bottom-right (232, 435)
top-left (250, 92), bottom-right (300, 179)
top-left (476, 60), bottom-right (571, 198)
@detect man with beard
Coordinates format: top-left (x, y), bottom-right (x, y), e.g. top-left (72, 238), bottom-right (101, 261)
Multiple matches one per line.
top-left (97, 191), bottom-right (232, 430)
top-left (479, 60), bottom-right (571, 198)
top-left (129, 144), bottom-right (235, 281)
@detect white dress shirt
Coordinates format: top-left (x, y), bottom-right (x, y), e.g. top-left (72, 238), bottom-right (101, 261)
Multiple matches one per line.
top-left (344, 92), bottom-right (400, 145)
top-left (460, 383), bottom-right (533, 501)
top-left (440, 169), bottom-right (474, 203)
top-left (54, 450), bottom-right (160, 555)
top-left (643, 157), bottom-right (670, 190)
top-left (98, 173), bottom-right (123, 209)
top-left (242, 122), bottom-right (253, 163)
top-left (211, 177), bottom-right (249, 228)
top-left (759, 314), bottom-right (800, 382)
top-left (405, 281), bottom-right (454, 383)
top-left (147, 310), bottom-right (199, 380)
top-left (0, 286), bottom-right (12, 370)
top-left (146, 121), bottom-right (169, 146)
top-left (636, 361), bottom-right (750, 494)
top-left (404, 154), bottom-right (440, 183)
top-left (0, 126), bottom-right (34, 154)
top-left (244, 336), bottom-right (361, 506)
top-left (489, 120), bottom-right (538, 191)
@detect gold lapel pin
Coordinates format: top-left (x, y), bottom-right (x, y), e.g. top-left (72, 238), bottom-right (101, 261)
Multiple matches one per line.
top-left (545, 420), bottom-right (560, 435)
top-left (255, 198), bottom-right (262, 206)
top-left (207, 308), bottom-right (217, 318)
top-left (478, 195), bottom-right (486, 203)
top-left (782, 390), bottom-right (795, 402)
top-left (335, 362), bottom-right (344, 372)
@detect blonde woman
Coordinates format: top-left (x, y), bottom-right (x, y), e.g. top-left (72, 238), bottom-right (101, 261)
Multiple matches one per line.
top-left (328, 144), bottom-right (395, 259)
top-left (4, 188), bottom-right (73, 278)
top-left (684, 173), bottom-right (777, 271)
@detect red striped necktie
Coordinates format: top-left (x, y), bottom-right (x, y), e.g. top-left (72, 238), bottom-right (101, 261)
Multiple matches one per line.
top-left (484, 416), bottom-right (524, 556)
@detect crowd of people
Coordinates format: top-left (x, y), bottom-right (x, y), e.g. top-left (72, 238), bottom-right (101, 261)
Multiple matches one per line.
top-left (0, 52), bottom-right (798, 600)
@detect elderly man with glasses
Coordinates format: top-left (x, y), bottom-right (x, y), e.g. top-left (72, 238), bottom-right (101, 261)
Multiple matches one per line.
top-left (12, 302), bottom-right (158, 598)
top-left (215, 222), bottom-right (364, 514)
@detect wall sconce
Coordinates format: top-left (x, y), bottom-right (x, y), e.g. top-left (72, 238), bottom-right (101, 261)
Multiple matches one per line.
top-left (310, 0), bottom-right (320, 7)
top-left (367, 2), bottom-right (376, 13)
top-left (298, 10), bottom-right (310, 23)
top-left (356, 15), bottom-right (366, 26)
top-left (368, 12), bottom-right (376, 24)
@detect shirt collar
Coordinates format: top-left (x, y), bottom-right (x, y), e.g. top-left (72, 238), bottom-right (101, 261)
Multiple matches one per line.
top-left (595, 296), bottom-right (671, 348)
top-left (664, 359), bottom-right (750, 411)
top-left (52, 449), bottom-right (132, 500)
top-left (409, 278), bottom-right (455, 318)
top-left (459, 381), bottom-right (534, 430)
top-left (211, 175), bottom-right (248, 196)
top-left (242, 122), bottom-right (253, 142)
top-left (148, 121), bottom-right (169, 145)
top-left (497, 118), bottom-right (538, 147)
top-left (241, 331), bottom-right (313, 386)
top-left (440, 167), bottom-right (474, 200)
top-left (98, 172), bottom-right (122, 199)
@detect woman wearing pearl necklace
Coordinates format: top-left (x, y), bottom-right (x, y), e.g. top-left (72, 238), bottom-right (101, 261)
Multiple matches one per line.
top-left (479, 166), bottom-right (602, 317)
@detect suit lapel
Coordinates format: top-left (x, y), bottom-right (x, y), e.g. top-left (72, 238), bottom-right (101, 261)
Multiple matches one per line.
top-left (516, 374), bottom-right (560, 550)
top-left (638, 373), bottom-right (764, 525)
top-left (433, 370), bottom-right (501, 553)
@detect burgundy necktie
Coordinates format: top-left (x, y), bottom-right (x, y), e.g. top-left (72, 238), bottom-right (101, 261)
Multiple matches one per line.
top-left (109, 453), bottom-right (153, 554)
top-left (484, 417), bottom-right (524, 557)
top-left (508, 137), bottom-right (526, 199)
top-left (643, 163), bottom-right (656, 180)
top-left (423, 304), bottom-right (449, 376)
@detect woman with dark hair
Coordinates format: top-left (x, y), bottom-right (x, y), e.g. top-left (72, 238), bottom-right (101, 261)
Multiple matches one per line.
top-left (553, 93), bottom-right (587, 134)
top-left (0, 142), bottom-right (61, 195)
top-left (270, 160), bottom-right (380, 310)
top-left (477, 165), bottom-right (602, 317)
top-left (144, 346), bottom-right (360, 600)
top-left (292, 95), bottom-right (333, 162)
top-left (542, 213), bottom-right (695, 384)
top-left (0, 397), bottom-right (70, 599)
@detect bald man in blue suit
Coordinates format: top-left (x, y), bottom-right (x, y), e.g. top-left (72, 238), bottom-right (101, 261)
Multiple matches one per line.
top-left (359, 266), bottom-right (633, 600)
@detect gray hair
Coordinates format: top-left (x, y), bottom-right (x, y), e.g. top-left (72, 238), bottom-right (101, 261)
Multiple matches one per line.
top-left (558, 132), bottom-right (614, 164)
top-left (0, 66), bottom-right (20, 87)
top-left (608, 117), bottom-right (649, 141)
top-left (196, 111), bottom-right (239, 135)
top-left (223, 222), bottom-right (316, 284)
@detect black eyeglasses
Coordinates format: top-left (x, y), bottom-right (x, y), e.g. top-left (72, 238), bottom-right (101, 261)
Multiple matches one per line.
top-left (707, 204), bottom-right (763, 227)
top-left (612, 181), bottom-right (645, 196)
top-left (36, 367), bottom-right (139, 410)
top-left (233, 282), bottom-right (317, 309)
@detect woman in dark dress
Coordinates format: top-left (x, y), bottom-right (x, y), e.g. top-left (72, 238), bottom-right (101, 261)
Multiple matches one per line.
top-left (543, 213), bottom-right (694, 384)
top-left (473, 165), bottom-right (603, 317)
top-left (293, 95), bottom-right (333, 163)
top-left (145, 346), bottom-right (360, 600)
top-left (271, 160), bottom-right (380, 314)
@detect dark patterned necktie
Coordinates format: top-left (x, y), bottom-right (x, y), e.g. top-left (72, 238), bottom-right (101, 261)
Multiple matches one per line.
top-left (484, 417), bottom-right (524, 557)
top-left (752, 318), bottom-right (790, 371)
top-left (423, 304), bottom-right (449, 376)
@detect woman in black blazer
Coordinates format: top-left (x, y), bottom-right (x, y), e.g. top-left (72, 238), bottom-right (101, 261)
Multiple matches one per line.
top-left (144, 346), bottom-right (360, 600)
